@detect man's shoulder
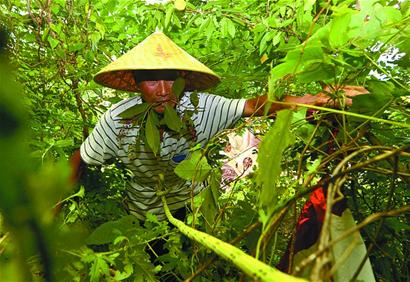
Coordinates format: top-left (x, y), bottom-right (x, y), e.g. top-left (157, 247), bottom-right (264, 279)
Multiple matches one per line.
top-left (110, 96), bottom-right (143, 118)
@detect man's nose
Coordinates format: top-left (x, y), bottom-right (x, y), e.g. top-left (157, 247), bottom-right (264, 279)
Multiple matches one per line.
top-left (158, 81), bottom-right (168, 96)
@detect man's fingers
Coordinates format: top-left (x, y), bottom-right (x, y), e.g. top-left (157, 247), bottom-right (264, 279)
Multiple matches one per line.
top-left (323, 85), bottom-right (369, 97)
top-left (343, 86), bottom-right (369, 97)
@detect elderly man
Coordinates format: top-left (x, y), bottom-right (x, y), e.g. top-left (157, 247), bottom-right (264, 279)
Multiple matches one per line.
top-left (71, 31), bottom-right (367, 222)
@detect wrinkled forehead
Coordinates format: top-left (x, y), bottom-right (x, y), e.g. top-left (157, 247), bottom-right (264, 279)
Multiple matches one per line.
top-left (133, 70), bottom-right (180, 82)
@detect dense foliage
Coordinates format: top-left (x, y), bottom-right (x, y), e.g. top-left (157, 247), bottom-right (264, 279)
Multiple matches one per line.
top-left (0, 0), bottom-right (409, 281)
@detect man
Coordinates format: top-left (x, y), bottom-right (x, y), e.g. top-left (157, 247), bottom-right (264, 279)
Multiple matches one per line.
top-left (71, 31), bottom-right (367, 222)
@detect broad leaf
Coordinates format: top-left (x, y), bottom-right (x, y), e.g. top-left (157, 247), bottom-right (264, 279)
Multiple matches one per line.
top-left (118, 103), bottom-right (150, 119)
top-left (163, 105), bottom-right (185, 132)
top-left (85, 215), bottom-right (140, 245)
top-left (133, 252), bottom-right (158, 282)
top-left (190, 92), bottom-right (199, 107)
top-left (296, 63), bottom-right (334, 83)
top-left (89, 256), bottom-right (110, 282)
top-left (174, 150), bottom-right (211, 182)
top-left (172, 77), bottom-right (185, 98)
top-left (145, 111), bottom-right (160, 155)
top-left (201, 172), bottom-right (220, 232)
top-left (329, 13), bottom-right (352, 48)
top-left (257, 110), bottom-right (295, 212)
top-left (350, 81), bottom-right (393, 117)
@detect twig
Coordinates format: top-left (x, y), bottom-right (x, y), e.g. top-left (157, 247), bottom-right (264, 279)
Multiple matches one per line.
top-left (255, 206), bottom-right (289, 260)
top-left (349, 154), bottom-right (400, 281)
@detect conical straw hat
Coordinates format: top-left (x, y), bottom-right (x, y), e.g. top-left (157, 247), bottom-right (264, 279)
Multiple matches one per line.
top-left (94, 31), bottom-right (220, 92)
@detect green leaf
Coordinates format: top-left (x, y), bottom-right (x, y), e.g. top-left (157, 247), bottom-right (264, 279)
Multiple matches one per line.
top-left (296, 63), bottom-right (334, 83)
top-left (270, 62), bottom-right (294, 81)
top-left (329, 13), bottom-right (352, 48)
top-left (54, 139), bottom-right (74, 148)
top-left (47, 37), bottom-right (59, 49)
top-left (190, 92), bottom-right (199, 107)
top-left (385, 218), bottom-right (410, 232)
top-left (284, 44), bottom-right (324, 64)
top-left (85, 215), bottom-right (140, 245)
top-left (256, 110), bottom-right (295, 211)
top-left (90, 32), bottom-right (101, 49)
top-left (114, 263), bottom-right (133, 280)
top-left (172, 77), bottom-right (185, 98)
top-left (163, 105), bottom-right (185, 132)
top-left (226, 18), bottom-right (236, 38)
top-left (164, 4), bottom-right (174, 29)
top-left (350, 81), bottom-right (393, 117)
top-left (133, 252), bottom-right (158, 282)
top-left (68, 43), bottom-right (86, 52)
top-left (89, 256), bottom-right (110, 282)
top-left (174, 150), bottom-right (211, 182)
top-left (259, 31), bottom-right (275, 55)
top-left (145, 111), bottom-right (160, 155)
top-left (201, 172), bottom-right (220, 231)
top-left (118, 103), bottom-right (150, 119)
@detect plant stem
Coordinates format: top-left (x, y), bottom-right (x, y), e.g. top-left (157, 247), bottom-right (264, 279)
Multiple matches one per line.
top-left (161, 195), bottom-right (307, 282)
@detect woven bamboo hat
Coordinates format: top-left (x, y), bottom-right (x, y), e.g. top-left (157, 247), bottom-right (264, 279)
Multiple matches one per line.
top-left (94, 31), bottom-right (220, 92)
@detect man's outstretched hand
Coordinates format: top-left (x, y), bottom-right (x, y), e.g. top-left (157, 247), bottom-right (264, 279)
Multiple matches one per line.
top-left (243, 85), bottom-right (369, 117)
top-left (304, 85), bottom-right (369, 108)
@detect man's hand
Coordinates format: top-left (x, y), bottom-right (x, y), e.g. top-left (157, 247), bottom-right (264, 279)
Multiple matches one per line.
top-left (310, 85), bottom-right (369, 108)
top-left (243, 85), bottom-right (369, 117)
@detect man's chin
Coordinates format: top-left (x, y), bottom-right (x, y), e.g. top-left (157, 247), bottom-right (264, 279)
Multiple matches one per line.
top-left (154, 106), bottom-right (165, 113)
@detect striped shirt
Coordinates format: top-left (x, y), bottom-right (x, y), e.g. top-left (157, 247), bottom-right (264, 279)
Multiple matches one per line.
top-left (80, 92), bottom-right (246, 220)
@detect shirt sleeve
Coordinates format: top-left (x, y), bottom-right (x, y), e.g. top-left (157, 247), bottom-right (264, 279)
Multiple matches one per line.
top-left (80, 109), bottom-right (119, 165)
top-left (196, 93), bottom-right (246, 143)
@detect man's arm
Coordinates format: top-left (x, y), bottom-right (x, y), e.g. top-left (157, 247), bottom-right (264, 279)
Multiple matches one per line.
top-left (69, 149), bottom-right (87, 184)
top-left (243, 86), bottom-right (369, 117)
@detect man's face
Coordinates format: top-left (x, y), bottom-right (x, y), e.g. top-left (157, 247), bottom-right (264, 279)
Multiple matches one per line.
top-left (139, 80), bottom-right (177, 113)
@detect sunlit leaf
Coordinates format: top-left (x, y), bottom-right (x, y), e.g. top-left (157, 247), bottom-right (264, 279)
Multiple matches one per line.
top-left (174, 150), bottom-right (211, 182)
top-left (47, 37), bottom-right (59, 49)
top-left (164, 5), bottom-right (174, 28)
top-left (257, 110), bottom-right (295, 212)
top-left (329, 13), bottom-right (352, 48)
top-left (296, 63), bottom-right (334, 83)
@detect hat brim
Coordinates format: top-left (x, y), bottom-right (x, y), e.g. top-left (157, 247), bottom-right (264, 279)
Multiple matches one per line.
top-left (94, 68), bottom-right (220, 92)
top-left (93, 32), bottom-right (221, 92)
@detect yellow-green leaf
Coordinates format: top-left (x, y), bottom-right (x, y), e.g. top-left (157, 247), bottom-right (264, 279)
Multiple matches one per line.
top-left (174, 150), bottom-right (211, 182)
top-left (257, 110), bottom-right (295, 213)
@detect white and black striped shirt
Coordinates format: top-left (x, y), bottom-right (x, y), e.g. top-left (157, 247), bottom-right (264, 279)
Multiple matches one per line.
top-left (80, 92), bottom-right (246, 220)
